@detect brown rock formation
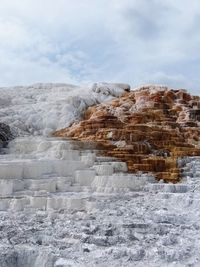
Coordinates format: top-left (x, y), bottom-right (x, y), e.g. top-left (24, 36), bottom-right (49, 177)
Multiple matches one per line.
top-left (53, 85), bottom-right (200, 182)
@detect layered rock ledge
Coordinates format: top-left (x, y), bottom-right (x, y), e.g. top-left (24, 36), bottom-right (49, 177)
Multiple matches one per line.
top-left (53, 85), bottom-right (200, 182)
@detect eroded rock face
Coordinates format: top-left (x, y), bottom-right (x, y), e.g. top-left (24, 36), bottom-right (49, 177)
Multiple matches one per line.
top-left (0, 123), bottom-right (13, 149)
top-left (53, 85), bottom-right (200, 182)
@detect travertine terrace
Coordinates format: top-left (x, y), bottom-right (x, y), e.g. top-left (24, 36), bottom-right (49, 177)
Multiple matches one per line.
top-left (54, 85), bottom-right (200, 182)
top-left (0, 83), bottom-right (199, 266)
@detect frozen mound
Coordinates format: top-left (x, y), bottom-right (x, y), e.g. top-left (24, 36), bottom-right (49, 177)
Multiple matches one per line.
top-left (0, 83), bottom-right (129, 136)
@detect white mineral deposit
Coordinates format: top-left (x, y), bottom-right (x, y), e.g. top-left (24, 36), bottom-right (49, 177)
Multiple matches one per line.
top-left (0, 83), bottom-right (199, 267)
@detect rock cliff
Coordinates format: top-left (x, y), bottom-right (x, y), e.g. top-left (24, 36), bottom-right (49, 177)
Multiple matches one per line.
top-left (53, 85), bottom-right (200, 182)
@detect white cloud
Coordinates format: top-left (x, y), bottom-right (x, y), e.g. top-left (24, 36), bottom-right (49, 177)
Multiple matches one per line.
top-left (0, 0), bottom-right (199, 95)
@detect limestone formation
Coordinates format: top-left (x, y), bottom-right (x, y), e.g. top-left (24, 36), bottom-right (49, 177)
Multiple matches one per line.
top-left (53, 85), bottom-right (200, 182)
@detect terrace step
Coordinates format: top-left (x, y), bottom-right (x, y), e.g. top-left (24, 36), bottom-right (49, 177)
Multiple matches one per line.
top-left (0, 136), bottom-right (157, 211)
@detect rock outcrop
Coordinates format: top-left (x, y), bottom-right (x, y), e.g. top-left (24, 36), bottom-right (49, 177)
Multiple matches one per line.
top-left (0, 123), bottom-right (13, 150)
top-left (53, 85), bottom-right (200, 182)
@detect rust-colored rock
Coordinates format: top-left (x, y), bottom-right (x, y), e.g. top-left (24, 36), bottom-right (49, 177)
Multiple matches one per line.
top-left (53, 85), bottom-right (200, 182)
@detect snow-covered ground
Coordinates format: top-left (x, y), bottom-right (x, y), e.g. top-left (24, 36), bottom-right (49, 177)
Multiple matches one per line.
top-left (0, 83), bottom-right (199, 267)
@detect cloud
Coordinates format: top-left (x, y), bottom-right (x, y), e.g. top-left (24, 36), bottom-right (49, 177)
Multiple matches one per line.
top-left (0, 0), bottom-right (199, 95)
top-left (121, 0), bottom-right (173, 40)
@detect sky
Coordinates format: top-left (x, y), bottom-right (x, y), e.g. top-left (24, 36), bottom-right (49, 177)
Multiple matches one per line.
top-left (0, 0), bottom-right (199, 94)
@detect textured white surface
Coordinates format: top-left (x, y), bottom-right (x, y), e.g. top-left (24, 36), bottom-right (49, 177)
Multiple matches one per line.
top-left (0, 83), bottom-right (128, 136)
top-left (0, 83), bottom-right (199, 266)
top-left (91, 82), bottom-right (130, 97)
top-left (0, 157), bottom-right (199, 266)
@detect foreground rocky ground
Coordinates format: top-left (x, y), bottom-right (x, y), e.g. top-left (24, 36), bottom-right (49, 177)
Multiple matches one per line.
top-left (0, 156), bottom-right (199, 267)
